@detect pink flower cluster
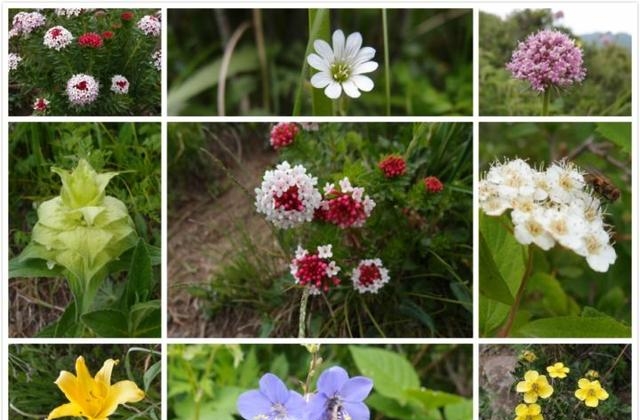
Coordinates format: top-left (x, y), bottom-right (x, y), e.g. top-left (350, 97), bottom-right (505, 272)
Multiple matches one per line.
top-left (43, 26), bottom-right (74, 50)
top-left (290, 245), bottom-right (341, 295)
top-left (137, 15), bottom-right (161, 37)
top-left (55, 9), bottom-right (83, 18)
top-left (11, 11), bottom-right (46, 36)
top-left (78, 32), bottom-right (103, 48)
top-left (351, 259), bottom-right (390, 294)
top-left (506, 29), bottom-right (586, 92)
top-left (270, 122), bottom-right (300, 150)
top-left (424, 176), bottom-right (444, 193)
top-left (315, 178), bottom-right (376, 228)
top-left (33, 97), bottom-right (49, 112)
top-left (66, 74), bottom-right (100, 106)
top-left (151, 50), bottom-right (161, 71)
top-left (378, 155), bottom-right (406, 178)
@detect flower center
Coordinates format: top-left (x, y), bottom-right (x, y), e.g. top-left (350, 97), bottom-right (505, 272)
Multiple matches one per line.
top-left (117, 80), bottom-right (127, 88)
top-left (326, 397), bottom-right (352, 420)
top-left (51, 27), bottom-right (62, 38)
top-left (75, 81), bottom-right (88, 91)
top-left (526, 220), bottom-right (543, 236)
top-left (358, 263), bottom-right (381, 286)
top-left (330, 62), bottom-right (351, 83)
top-left (273, 185), bottom-right (304, 211)
top-left (585, 235), bottom-right (601, 254)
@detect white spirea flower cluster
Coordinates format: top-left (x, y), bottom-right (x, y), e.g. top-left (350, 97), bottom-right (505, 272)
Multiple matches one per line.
top-left (110, 75), bottom-right (130, 94)
top-left (255, 161), bottom-right (322, 229)
top-left (137, 15), bottom-right (161, 37)
top-left (480, 158), bottom-right (616, 272)
top-left (351, 258), bottom-right (390, 294)
top-left (66, 73), bottom-right (100, 106)
top-left (43, 26), bottom-right (74, 51)
top-left (8, 53), bottom-right (22, 71)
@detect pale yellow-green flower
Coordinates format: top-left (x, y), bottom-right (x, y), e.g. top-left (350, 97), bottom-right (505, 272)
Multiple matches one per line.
top-left (585, 369), bottom-right (599, 379)
top-left (575, 378), bottom-right (609, 407)
top-left (20, 159), bottom-right (137, 283)
top-left (546, 362), bottom-right (570, 379)
top-left (516, 370), bottom-right (554, 403)
top-left (48, 356), bottom-right (145, 420)
top-left (520, 350), bottom-right (537, 363)
top-left (514, 403), bottom-right (543, 420)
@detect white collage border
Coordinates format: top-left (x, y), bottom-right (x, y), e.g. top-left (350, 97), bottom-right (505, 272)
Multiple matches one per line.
top-left (1, 1), bottom-right (638, 420)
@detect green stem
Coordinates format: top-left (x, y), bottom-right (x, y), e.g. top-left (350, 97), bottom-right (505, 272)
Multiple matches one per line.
top-left (382, 9), bottom-right (391, 116)
top-left (542, 88), bottom-right (550, 116)
top-left (298, 287), bottom-right (310, 338)
top-left (497, 245), bottom-right (534, 337)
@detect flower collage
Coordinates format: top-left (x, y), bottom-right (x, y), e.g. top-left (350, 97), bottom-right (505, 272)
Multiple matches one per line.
top-left (1, 3), bottom-right (636, 420)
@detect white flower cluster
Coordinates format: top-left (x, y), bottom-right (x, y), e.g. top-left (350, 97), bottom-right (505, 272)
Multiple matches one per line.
top-left (110, 75), bottom-right (130, 94)
top-left (66, 73), bottom-right (100, 106)
top-left (351, 258), bottom-right (390, 294)
top-left (43, 26), bottom-right (74, 51)
top-left (11, 11), bottom-right (46, 36)
top-left (55, 9), bottom-right (83, 18)
top-left (137, 15), bottom-right (161, 37)
top-left (151, 50), bottom-right (161, 71)
top-left (255, 161), bottom-right (322, 229)
top-left (8, 53), bottom-right (22, 71)
top-left (480, 158), bottom-right (616, 272)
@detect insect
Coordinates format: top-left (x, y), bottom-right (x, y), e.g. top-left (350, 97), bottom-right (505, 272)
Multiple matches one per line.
top-left (327, 399), bottom-right (351, 420)
top-left (583, 169), bottom-right (621, 202)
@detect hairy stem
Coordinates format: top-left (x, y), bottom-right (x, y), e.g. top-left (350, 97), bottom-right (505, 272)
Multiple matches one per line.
top-left (298, 287), bottom-right (310, 338)
top-left (542, 88), bottom-right (550, 116)
top-left (497, 245), bottom-right (534, 337)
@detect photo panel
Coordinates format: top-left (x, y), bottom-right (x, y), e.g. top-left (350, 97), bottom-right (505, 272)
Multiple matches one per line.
top-left (478, 122), bottom-right (631, 338)
top-left (167, 8), bottom-right (472, 116)
top-left (168, 122), bottom-right (473, 338)
top-left (8, 8), bottom-right (162, 116)
top-left (8, 122), bottom-right (161, 338)
top-left (168, 343), bottom-right (472, 419)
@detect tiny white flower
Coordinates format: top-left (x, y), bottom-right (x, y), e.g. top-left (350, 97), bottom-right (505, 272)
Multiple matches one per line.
top-left (317, 244), bottom-right (333, 259)
top-left (542, 206), bottom-right (585, 251)
top-left (575, 228), bottom-right (617, 272)
top-left (352, 258), bottom-right (390, 294)
top-left (307, 29), bottom-right (378, 99)
top-left (545, 160), bottom-right (585, 204)
top-left (513, 211), bottom-right (555, 250)
top-left (8, 53), bottom-right (22, 71)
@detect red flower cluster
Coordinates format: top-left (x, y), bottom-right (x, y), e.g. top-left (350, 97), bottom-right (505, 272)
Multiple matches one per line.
top-left (121, 11), bottom-right (134, 21)
top-left (33, 97), bottom-right (49, 112)
top-left (102, 31), bottom-right (114, 40)
top-left (78, 32), bottom-right (103, 48)
top-left (316, 192), bottom-right (367, 228)
top-left (293, 253), bottom-right (341, 293)
top-left (378, 155), bottom-right (406, 178)
top-left (424, 176), bottom-right (444, 193)
top-left (270, 122), bottom-right (300, 150)
top-left (273, 185), bottom-right (304, 212)
top-left (356, 263), bottom-right (382, 287)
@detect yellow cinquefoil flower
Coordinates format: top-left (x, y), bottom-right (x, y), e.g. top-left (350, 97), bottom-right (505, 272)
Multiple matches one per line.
top-left (514, 403), bottom-right (543, 420)
top-left (520, 350), bottom-right (537, 363)
top-left (585, 370), bottom-right (599, 379)
top-left (546, 362), bottom-right (570, 378)
top-left (22, 159), bottom-right (137, 282)
top-left (48, 356), bottom-right (145, 420)
top-left (516, 370), bottom-right (554, 403)
top-left (575, 378), bottom-right (609, 407)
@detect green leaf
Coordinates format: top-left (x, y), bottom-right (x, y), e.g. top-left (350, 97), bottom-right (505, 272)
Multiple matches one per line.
top-left (124, 239), bottom-right (152, 307)
top-left (9, 256), bottom-right (64, 278)
top-left (479, 297), bottom-right (509, 337)
top-left (37, 301), bottom-right (78, 337)
top-left (399, 299), bottom-right (435, 335)
top-left (350, 346), bottom-right (419, 403)
top-left (82, 309), bottom-right (129, 337)
top-left (596, 123), bottom-right (631, 155)
top-left (514, 315), bottom-right (630, 338)
top-left (479, 232), bottom-right (514, 305)
top-left (366, 393), bottom-right (437, 420)
top-left (308, 9), bottom-right (333, 116)
top-left (128, 300), bottom-right (161, 338)
top-left (444, 400), bottom-right (473, 420)
top-left (404, 388), bottom-right (465, 410)
top-left (143, 361), bottom-right (161, 392)
top-left (526, 272), bottom-right (579, 316)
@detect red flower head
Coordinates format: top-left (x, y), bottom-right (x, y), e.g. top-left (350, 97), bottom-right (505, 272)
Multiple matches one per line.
top-left (33, 97), bottom-right (49, 112)
top-left (378, 155), bottom-right (406, 178)
top-left (270, 122), bottom-right (299, 150)
top-left (102, 31), bottom-right (114, 40)
top-left (121, 11), bottom-right (134, 21)
top-left (78, 32), bottom-right (103, 48)
top-left (424, 176), bottom-right (444, 193)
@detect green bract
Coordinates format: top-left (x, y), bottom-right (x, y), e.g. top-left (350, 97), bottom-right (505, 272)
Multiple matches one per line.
top-left (21, 159), bottom-right (137, 282)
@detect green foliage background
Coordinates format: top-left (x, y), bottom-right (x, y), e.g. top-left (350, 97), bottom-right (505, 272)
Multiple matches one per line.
top-left (168, 9), bottom-right (472, 116)
top-left (479, 122), bottom-right (631, 337)
top-left (480, 9), bottom-right (631, 116)
top-left (168, 344), bottom-right (472, 420)
top-left (9, 344), bottom-right (161, 420)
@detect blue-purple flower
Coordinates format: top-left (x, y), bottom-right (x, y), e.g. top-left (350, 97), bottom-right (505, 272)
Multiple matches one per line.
top-left (307, 366), bottom-right (373, 420)
top-left (237, 373), bottom-right (307, 420)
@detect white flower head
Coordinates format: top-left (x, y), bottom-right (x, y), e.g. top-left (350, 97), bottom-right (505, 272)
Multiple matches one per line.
top-left (137, 15), bottom-right (161, 36)
top-left (545, 160), bottom-right (585, 204)
top-left (55, 9), bottom-right (83, 18)
top-left (8, 53), bottom-right (22, 71)
top-left (43, 26), bottom-right (74, 51)
top-left (513, 209), bottom-right (555, 250)
top-left (151, 50), bottom-right (161, 71)
top-left (110, 75), bottom-right (130, 94)
top-left (307, 29), bottom-right (378, 99)
top-left (66, 74), bottom-right (100, 106)
top-left (12, 11), bottom-right (46, 35)
top-left (352, 258), bottom-right (390, 294)
top-left (575, 227), bottom-right (617, 272)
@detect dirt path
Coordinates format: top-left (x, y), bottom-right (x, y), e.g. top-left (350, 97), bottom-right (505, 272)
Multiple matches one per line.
top-left (167, 148), bottom-right (276, 337)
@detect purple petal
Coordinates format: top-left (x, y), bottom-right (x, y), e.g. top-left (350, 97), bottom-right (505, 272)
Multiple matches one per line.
top-left (237, 390), bottom-right (272, 419)
top-left (259, 373), bottom-right (290, 404)
top-left (343, 401), bottom-right (371, 420)
top-left (340, 376), bottom-right (373, 402)
top-left (284, 390), bottom-right (307, 418)
top-left (306, 393), bottom-right (329, 420)
top-left (317, 366), bottom-right (349, 395)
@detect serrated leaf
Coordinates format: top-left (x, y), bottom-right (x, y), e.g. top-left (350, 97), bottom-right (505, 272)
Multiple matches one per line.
top-left (128, 300), bottom-right (161, 338)
top-left (596, 123), bottom-right (630, 155)
top-left (350, 346), bottom-right (419, 403)
top-left (479, 231), bottom-right (514, 305)
top-left (82, 309), bottom-right (128, 337)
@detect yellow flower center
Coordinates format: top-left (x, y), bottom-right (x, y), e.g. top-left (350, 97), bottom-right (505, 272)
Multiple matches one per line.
top-left (330, 62), bottom-right (351, 83)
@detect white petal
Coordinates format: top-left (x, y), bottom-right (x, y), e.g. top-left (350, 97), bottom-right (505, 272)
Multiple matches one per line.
top-left (307, 53), bottom-right (329, 71)
top-left (342, 80), bottom-right (361, 98)
top-left (533, 233), bottom-right (555, 251)
top-left (353, 46), bottom-right (376, 64)
top-left (351, 75), bottom-right (374, 92)
top-left (310, 71), bottom-right (332, 88)
top-left (353, 61), bottom-right (379, 75)
top-left (324, 82), bottom-right (342, 99)
top-left (344, 32), bottom-right (363, 59)
top-left (313, 39), bottom-right (334, 62)
top-left (332, 29), bottom-right (345, 59)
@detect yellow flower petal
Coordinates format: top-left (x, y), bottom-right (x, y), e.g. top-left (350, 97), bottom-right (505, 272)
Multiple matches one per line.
top-left (515, 404), bottom-right (528, 416)
top-left (47, 402), bottom-right (84, 420)
top-left (54, 371), bottom-right (82, 406)
top-left (528, 404), bottom-right (541, 415)
top-left (585, 396), bottom-right (599, 407)
top-left (523, 391), bottom-right (538, 404)
top-left (95, 380), bottom-right (145, 419)
top-left (95, 359), bottom-right (117, 388)
top-left (524, 370), bottom-right (539, 382)
top-left (537, 382), bottom-right (554, 399)
top-left (577, 378), bottom-right (591, 389)
top-left (575, 388), bottom-right (588, 400)
top-left (516, 380), bottom-right (531, 392)
top-left (595, 387), bottom-right (609, 400)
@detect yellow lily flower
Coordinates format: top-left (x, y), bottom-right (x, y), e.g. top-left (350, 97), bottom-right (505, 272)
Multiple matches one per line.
top-left (546, 362), bottom-right (570, 379)
top-left (48, 356), bottom-right (145, 420)
top-left (575, 378), bottom-right (609, 408)
top-left (516, 370), bottom-right (554, 403)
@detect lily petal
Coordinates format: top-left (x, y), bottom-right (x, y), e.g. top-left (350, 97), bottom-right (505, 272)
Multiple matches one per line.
top-left (47, 402), bottom-right (84, 420)
top-left (95, 380), bottom-right (145, 419)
